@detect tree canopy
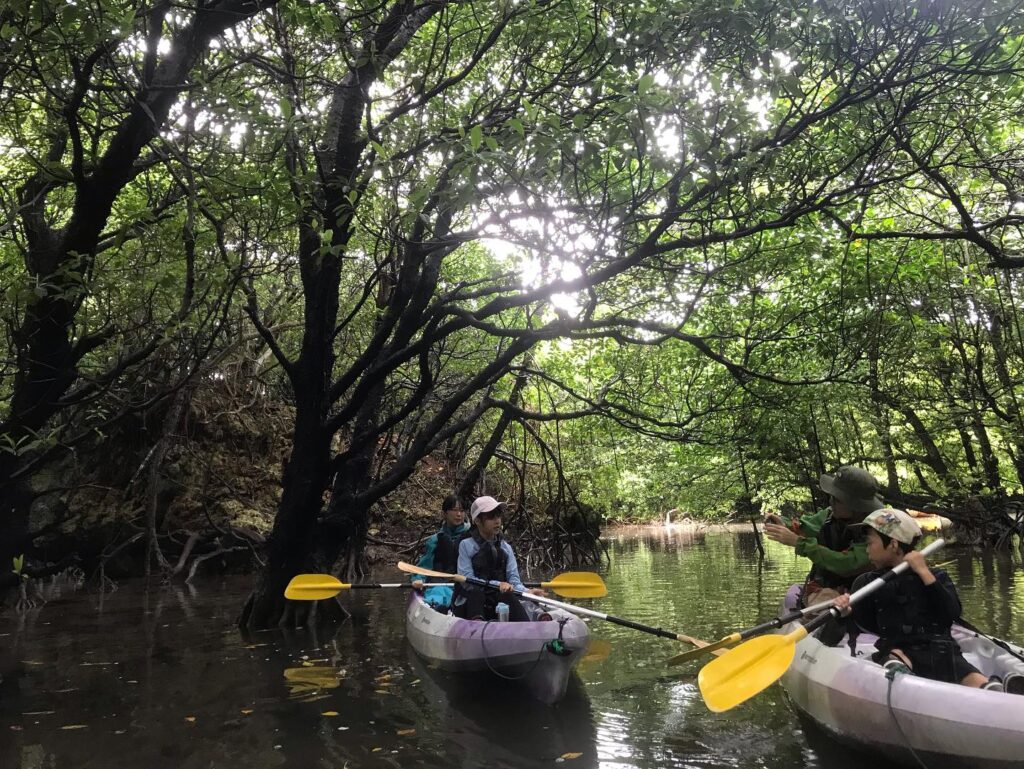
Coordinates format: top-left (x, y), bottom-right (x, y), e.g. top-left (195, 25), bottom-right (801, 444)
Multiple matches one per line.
top-left (3, 0), bottom-right (1024, 622)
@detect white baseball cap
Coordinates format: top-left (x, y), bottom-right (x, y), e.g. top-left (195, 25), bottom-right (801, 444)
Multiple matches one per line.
top-left (469, 496), bottom-right (505, 521)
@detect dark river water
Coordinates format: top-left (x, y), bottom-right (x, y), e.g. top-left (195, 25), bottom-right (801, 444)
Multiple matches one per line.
top-left (2, 528), bottom-right (1022, 769)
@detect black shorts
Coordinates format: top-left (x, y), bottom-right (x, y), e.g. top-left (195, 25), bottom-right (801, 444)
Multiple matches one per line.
top-left (873, 639), bottom-right (980, 683)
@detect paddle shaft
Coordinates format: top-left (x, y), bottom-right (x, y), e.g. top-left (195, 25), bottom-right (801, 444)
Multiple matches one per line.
top-left (463, 573), bottom-right (686, 641)
top-left (359, 582), bottom-right (453, 589)
top-left (295, 578), bottom-right (587, 591)
top-left (410, 579), bottom-right (572, 590)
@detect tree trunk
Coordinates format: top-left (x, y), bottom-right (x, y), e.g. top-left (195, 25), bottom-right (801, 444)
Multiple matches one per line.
top-left (0, 475), bottom-right (32, 598)
top-left (238, 409), bottom-right (336, 629)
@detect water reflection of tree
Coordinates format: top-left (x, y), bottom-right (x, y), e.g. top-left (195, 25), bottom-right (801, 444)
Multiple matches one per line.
top-left (952, 548), bottom-right (1022, 642)
top-left (406, 651), bottom-right (598, 769)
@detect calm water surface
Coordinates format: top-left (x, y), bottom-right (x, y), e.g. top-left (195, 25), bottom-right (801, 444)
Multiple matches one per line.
top-left (2, 529), bottom-right (1022, 769)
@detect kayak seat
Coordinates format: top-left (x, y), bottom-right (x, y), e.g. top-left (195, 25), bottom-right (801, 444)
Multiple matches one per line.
top-left (1005, 673), bottom-right (1024, 695)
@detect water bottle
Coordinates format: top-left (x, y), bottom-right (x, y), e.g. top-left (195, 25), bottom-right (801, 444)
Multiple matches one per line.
top-left (496, 602), bottom-right (510, 622)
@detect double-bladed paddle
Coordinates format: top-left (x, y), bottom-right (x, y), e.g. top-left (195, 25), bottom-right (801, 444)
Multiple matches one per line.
top-left (284, 570), bottom-right (606, 601)
top-left (667, 595), bottom-right (842, 666)
top-left (396, 561), bottom-right (709, 647)
top-left (668, 556), bottom-right (961, 667)
top-left (697, 538), bottom-right (946, 713)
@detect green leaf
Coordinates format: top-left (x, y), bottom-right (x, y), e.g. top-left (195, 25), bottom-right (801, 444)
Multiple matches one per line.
top-left (469, 125), bottom-right (483, 152)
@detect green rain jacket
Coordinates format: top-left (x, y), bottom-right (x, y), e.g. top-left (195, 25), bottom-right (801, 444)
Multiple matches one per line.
top-left (788, 507), bottom-right (871, 589)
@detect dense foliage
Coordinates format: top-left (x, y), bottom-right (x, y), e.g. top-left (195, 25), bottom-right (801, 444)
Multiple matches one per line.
top-left (3, 0), bottom-right (1024, 621)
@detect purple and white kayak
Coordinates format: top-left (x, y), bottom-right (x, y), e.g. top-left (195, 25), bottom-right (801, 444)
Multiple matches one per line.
top-left (405, 593), bottom-right (590, 704)
top-left (779, 587), bottom-right (1024, 769)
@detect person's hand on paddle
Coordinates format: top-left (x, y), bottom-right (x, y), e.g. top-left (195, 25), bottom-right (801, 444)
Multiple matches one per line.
top-left (904, 550), bottom-right (936, 585)
top-left (763, 513), bottom-right (785, 526)
top-left (527, 587), bottom-right (547, 597)
top-left (498, 581), bottom-right (513, 592)
top-left (764, 522), bottom-right (799, 547)
top-left (831, 593), bottom-right (852, 615)
top-left (412, 580), bottom-right (425, 591)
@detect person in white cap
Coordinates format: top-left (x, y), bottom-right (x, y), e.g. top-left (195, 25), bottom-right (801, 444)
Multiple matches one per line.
top-left (450, 496), bottom-right (545, 621)
top-left (833, 508), bottom-right (999, 690)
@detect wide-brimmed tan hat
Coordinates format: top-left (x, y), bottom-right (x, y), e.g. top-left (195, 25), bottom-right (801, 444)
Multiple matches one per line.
top-left (819, 466), bottom-right (883, 514)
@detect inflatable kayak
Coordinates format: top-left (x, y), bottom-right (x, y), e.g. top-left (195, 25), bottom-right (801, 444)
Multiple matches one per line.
top-left (405, 592), bottom-right (589, 704)
top-left (779, 588), bottom-right (1024, 769)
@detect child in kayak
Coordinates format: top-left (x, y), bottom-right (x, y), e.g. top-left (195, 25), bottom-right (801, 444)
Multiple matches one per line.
top-left (451, 496), bottom-right (545, 621)
top-left (411, 494), bottom-right (470, 610)
top-left (833, 508), bottom-right (999, 690)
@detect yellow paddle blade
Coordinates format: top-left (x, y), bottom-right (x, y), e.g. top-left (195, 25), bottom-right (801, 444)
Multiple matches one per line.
top-left (284, 574), bottom-right (349, 600)
top-left (698, 626), bottom-right (808, 712)
top-left (543, 572), bottom-right (607, 598)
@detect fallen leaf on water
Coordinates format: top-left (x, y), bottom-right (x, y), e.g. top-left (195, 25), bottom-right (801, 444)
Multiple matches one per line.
top-left (21, 661), bottom-right (45, 666)
top-left (374, 674), bottom-right (391, 682)
top-left (114, 730), bottom-right (126, 735)
top-left (560, 753), bottom-right (582, 760)
top-left (396, 729), bottom-right (415, 736)
top-left (374, 689), bottom-right (390, 695)
top-left (60, 725), bottom-right (88, 730)
top-left (321, 711), bottom-right (339, 717)
top-left (371, 747), bottom-right (382, 753)
top-left (241, 709), bottom-right (254, 715)
top-left (185, 716), bottom-right (196, 723)
top-left (23, 711), bottom-right (55, 716)
top-left (9, 726), bottom-right (22, 731)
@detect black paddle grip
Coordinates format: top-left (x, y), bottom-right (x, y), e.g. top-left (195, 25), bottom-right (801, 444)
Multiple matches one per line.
top-left (605, 614), bottom-right (680, 640)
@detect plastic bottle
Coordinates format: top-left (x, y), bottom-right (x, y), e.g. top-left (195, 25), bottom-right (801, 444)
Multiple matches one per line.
top-left (496, 602), bottom-right (510, 622)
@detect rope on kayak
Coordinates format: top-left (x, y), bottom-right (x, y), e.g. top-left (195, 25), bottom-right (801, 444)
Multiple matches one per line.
top-left (885, 667), bottom-right (931, 769)
top-left (478, 619), bottom-right (549, 681)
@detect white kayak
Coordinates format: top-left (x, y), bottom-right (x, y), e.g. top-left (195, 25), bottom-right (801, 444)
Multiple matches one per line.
top-left (405, 592), bottom-right (590, 704)
top-left (779, 587), bottom-right (1024, 769)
